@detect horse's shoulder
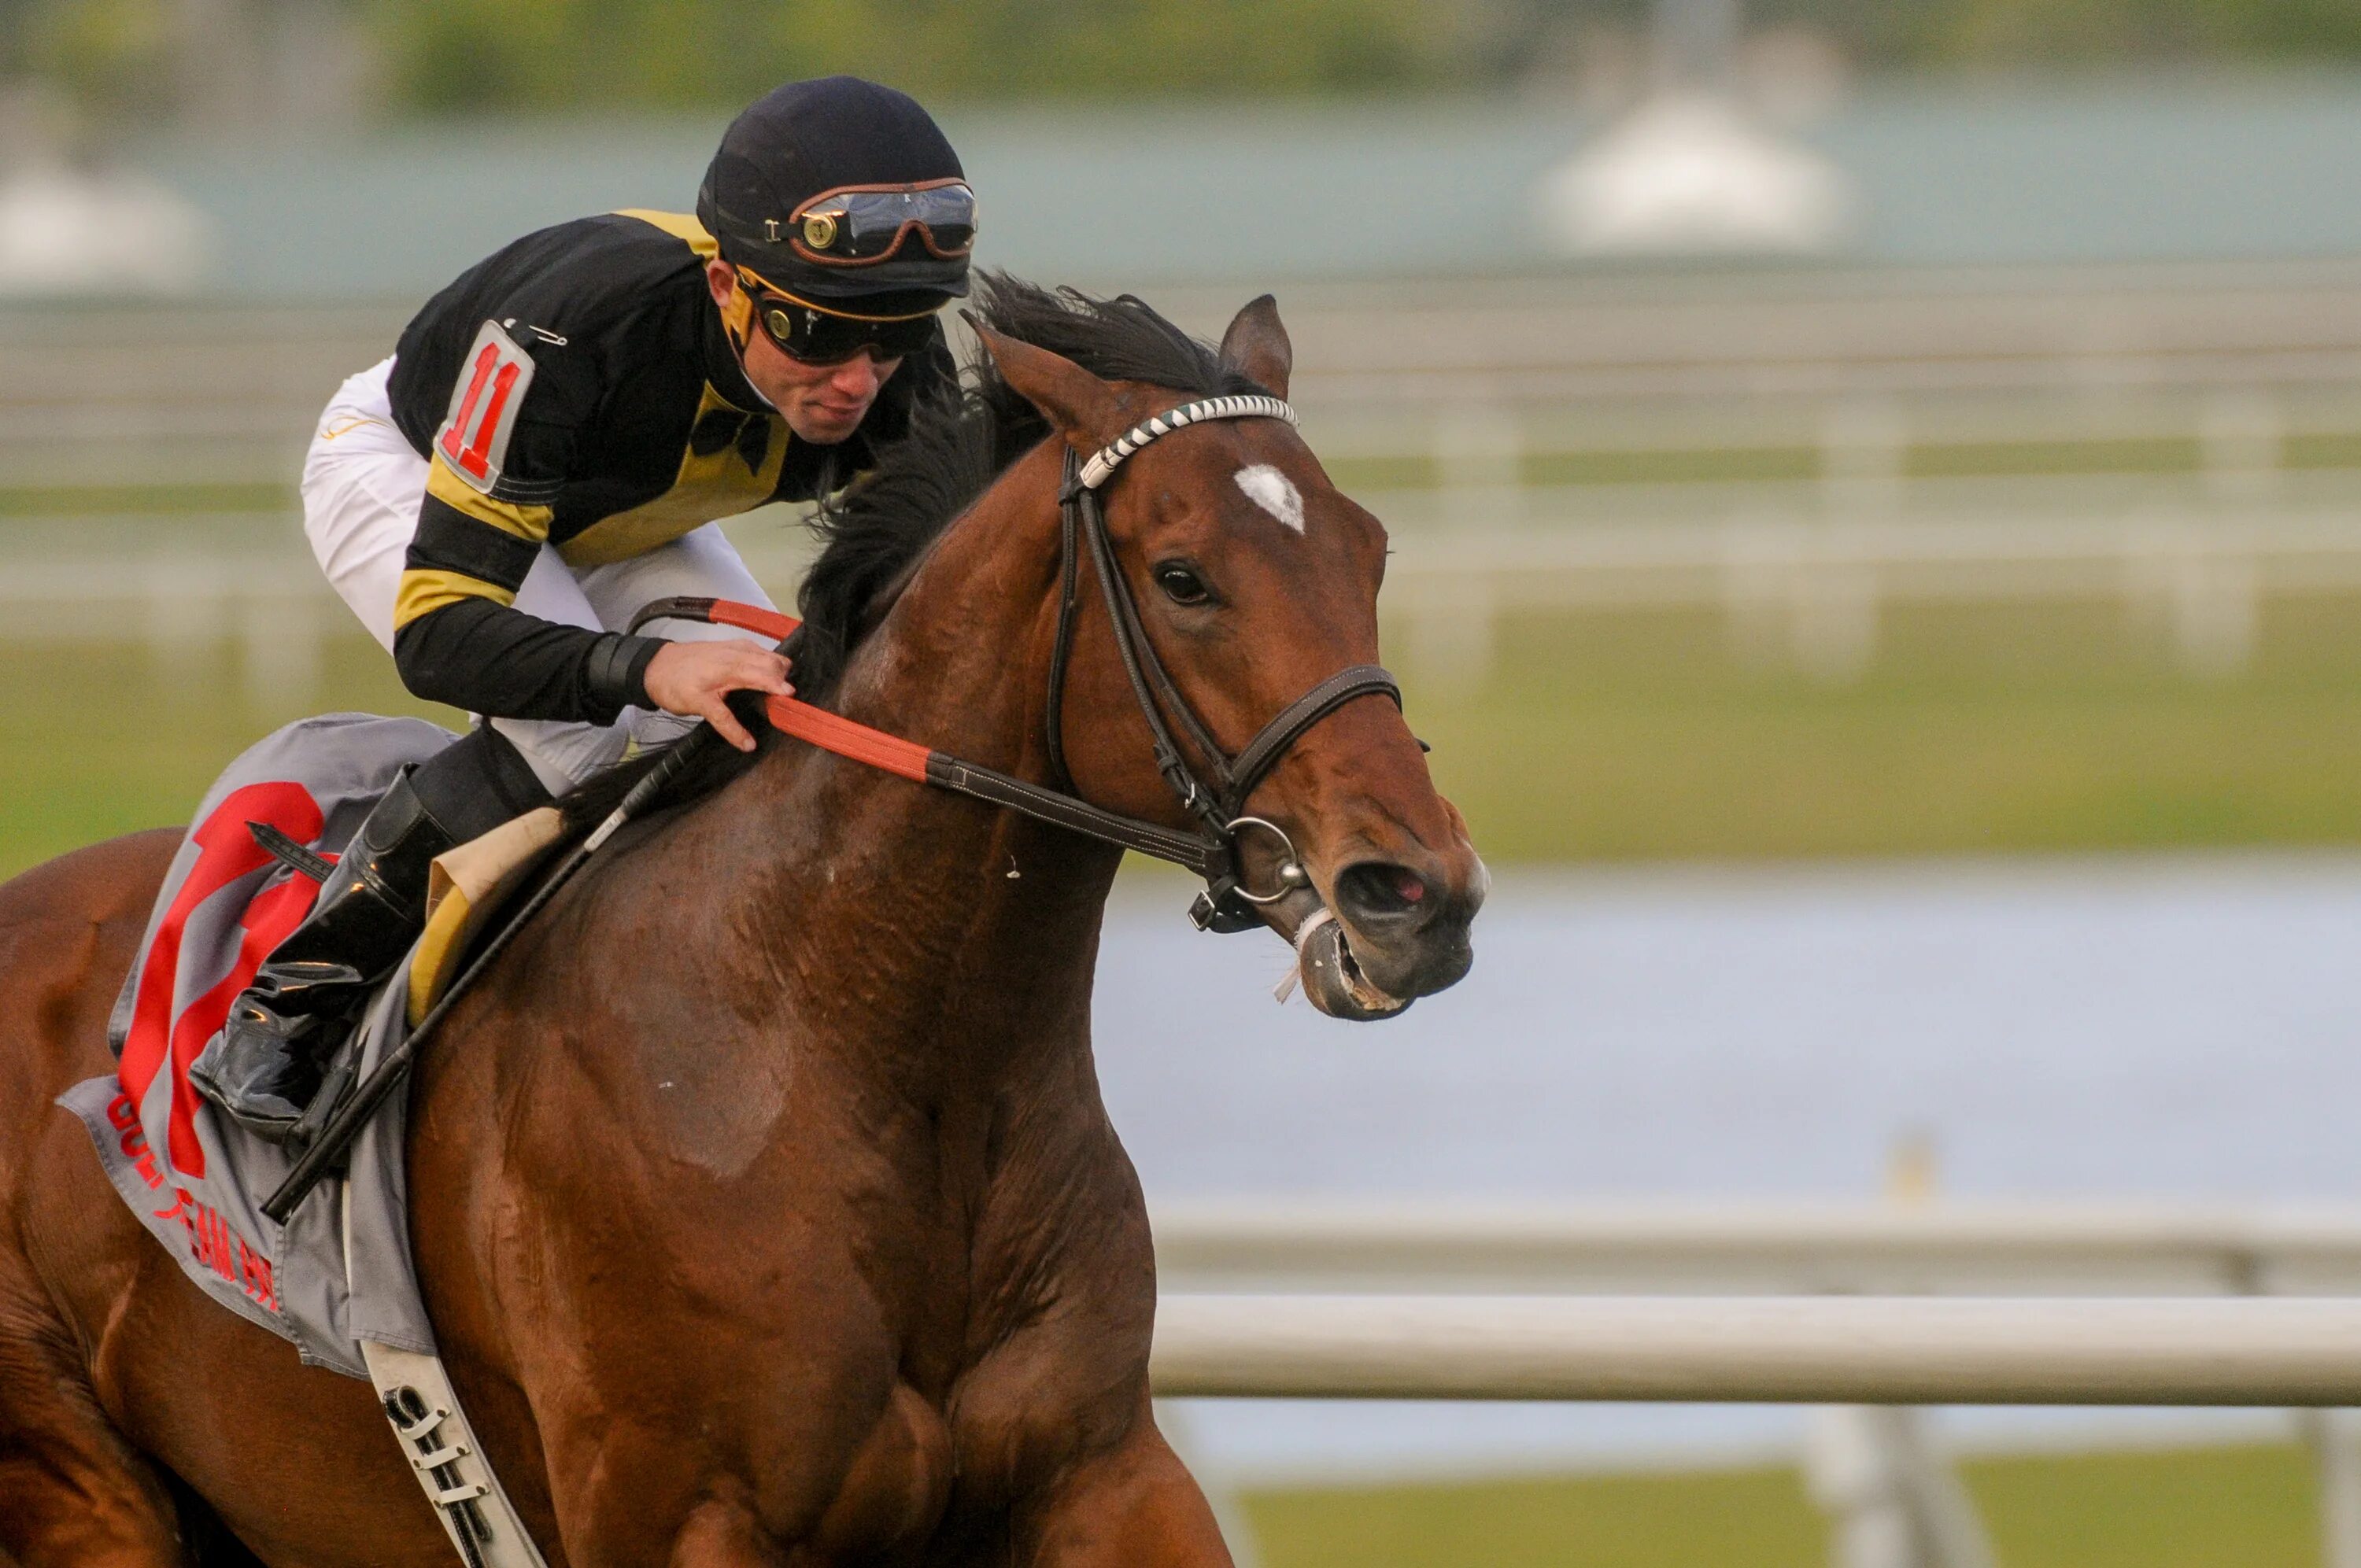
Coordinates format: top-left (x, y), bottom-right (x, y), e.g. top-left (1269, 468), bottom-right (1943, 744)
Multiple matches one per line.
top-left (0, 832), bottom-right (179, 1216)
top-left (0, 829), bottom-right (180, 943)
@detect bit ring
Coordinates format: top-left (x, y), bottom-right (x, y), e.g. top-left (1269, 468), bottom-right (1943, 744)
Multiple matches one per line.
top-left (1225, 816), bottom-right (1310, 906)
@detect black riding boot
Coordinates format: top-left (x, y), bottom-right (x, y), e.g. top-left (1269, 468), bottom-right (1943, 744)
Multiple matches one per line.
top-left (191, 725), bottom-right (552, 1142)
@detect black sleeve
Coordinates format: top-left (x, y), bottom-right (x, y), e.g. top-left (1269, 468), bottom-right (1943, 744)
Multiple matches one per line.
top-left (395, 598), bottom-right (664, 725)
top-left (388, 309), bottom-right (676, 725)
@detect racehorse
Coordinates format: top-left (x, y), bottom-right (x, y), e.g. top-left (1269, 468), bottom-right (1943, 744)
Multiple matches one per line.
top-left (0, 277), bottom-right (1483, 1566)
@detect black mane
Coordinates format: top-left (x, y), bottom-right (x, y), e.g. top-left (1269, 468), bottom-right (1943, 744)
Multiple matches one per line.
top-left (564, 273), bottom-right (1263, 832)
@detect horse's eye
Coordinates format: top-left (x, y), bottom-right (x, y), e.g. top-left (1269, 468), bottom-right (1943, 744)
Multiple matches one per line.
top-left (1155, 562), bottom-right (1213, 606)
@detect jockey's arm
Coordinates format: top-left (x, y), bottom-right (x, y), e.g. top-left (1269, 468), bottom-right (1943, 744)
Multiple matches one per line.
top-left (388, 321), bottom-right (788, 750)
top-left (390, 467), bottom-right (663, 722)
top-left (394, 504), bottom-right (789, 753)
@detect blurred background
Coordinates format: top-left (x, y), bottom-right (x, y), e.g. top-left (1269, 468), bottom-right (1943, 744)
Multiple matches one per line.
top-left (10, 0), bottom-right (2361, 1562)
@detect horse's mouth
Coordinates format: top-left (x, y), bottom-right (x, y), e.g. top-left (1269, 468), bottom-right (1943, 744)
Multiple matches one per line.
top-left (1292, 908), bottom-right (1413, 1022)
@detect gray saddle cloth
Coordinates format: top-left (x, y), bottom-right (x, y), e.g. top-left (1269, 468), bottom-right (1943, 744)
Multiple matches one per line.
top-left (60, 713), bottom-right (454, 1378)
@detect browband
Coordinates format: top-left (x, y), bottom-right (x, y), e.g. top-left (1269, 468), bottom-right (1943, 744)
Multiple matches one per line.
top-left (1077, 395), bottom-right (1299, 490)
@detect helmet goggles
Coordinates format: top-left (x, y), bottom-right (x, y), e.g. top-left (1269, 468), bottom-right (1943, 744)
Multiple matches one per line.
top-left (788, 179), bottom-right (977, 267)
top-left (737, 267), bottom-right (940, 364)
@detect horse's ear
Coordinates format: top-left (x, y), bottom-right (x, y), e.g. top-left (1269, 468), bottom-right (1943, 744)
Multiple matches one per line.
top-left (970, 321), bottom-right (1128, 444)
top-left (1219, 294), bottom-right (1291, 400)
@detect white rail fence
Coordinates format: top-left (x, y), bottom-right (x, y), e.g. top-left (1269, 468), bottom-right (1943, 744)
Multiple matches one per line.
top-left (1385, 507), bottom-right (2361, 683)
top-left (1147, 1203), bottom-right (2361, 1568)
top-left (12, 502), bottom-right (2361, 703)
top-left (1148, 1293), bottom-right (2361, 1404)
top-left (21, 266), bottom-right (2361, 463)
top-left (1148, 1198), bottom-right (2361, 1294)
top-left (22, 277), bottom-right (2361, 697)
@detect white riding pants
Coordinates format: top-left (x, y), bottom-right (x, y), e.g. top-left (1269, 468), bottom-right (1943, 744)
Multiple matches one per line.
top-left (300, 357), bottom-right (777, 795)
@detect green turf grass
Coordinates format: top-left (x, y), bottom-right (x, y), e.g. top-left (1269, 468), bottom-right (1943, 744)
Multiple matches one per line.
top-left (1404, 596), bottom-right (2361, 863)
top-left (1971, 1443), bottom-right (2319, 1568)
top-left (1243, 1441), bottom-right (2320, 1568)
top-left (1317, 428), bottom-right (2361, 493)
top-left (1247, 1463), bottom-right (1823, 1568)
top-left (0, 635), bottom-right (459, 882)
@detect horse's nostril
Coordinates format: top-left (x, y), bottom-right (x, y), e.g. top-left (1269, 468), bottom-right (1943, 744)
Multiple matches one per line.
top-left (1337, 861), bottom-right (1431, 924)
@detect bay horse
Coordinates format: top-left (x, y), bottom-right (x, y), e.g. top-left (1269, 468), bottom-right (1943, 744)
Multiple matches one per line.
top-left (0, 278), bottom-right (1483, 1566)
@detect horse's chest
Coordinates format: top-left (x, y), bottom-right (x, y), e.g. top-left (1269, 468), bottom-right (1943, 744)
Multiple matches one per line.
top-left (808, 1380), bottom-right (957, 1557)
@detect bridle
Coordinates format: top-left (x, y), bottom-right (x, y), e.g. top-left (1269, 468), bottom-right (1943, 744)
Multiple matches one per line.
top-left (636, 392), bottom-right (1402, 933)
top-left (1043, 395), bottom-right (1400, 929)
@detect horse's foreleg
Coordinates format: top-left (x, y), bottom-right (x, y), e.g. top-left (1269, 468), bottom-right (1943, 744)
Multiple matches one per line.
top-left (0, 1289), bottom-right (188, 1568)
top-left (1018, 1416), bottom-right (1235, 1568)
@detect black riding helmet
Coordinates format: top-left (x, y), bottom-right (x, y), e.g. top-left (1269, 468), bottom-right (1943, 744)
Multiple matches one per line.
top-left (698, 76), bottom-right (973, 312)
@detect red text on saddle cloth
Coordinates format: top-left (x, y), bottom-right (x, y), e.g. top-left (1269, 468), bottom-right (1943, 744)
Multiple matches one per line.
top-left (113, 1091), bottom-right (281, 1314)
top-left (120, 782), bottom-right (328, 1179)
top-left (703, 599), bottom-right (934, 784)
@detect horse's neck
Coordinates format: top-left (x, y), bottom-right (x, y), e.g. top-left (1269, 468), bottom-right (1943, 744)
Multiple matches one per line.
top-left (709, 445), bottom-right (1120, 1086)
top-left (829, 448), bottom-right (1064, 783)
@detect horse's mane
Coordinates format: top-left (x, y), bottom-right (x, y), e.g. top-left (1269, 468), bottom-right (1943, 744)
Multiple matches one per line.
top-left (563, 272), bottom-right (1264, 833)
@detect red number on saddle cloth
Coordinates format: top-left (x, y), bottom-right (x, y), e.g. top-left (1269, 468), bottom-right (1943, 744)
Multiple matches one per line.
top-left (120, 783), bottom-right (328, 1179)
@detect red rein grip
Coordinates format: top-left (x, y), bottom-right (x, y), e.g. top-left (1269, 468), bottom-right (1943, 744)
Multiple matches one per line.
top-left (698, 600), bottom-right (937, 784)
top-left (710, 600), bottom-right (800, 641)
top-left (762, 695), bottom-right (934, 784)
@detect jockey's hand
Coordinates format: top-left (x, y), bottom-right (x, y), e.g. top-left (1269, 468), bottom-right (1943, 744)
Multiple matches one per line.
top-left (643, 640), bottom-right (794, 753)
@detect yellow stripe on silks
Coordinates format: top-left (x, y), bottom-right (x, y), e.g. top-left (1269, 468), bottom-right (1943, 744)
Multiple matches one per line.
top-left (409, 806), bottom-right (569, 1026)
top-left (427, 456), bottom-right (552, 544)
top-left (556, 383), bottom-right (791, 566)
top-left (615, 209), bottom-right (720, 262)
top-left (394, 567), bottom-right (516, 629)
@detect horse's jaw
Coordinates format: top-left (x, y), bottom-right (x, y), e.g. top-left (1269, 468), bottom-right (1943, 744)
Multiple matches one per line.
top-left (1291, 906), bottom-right (1414, 1020)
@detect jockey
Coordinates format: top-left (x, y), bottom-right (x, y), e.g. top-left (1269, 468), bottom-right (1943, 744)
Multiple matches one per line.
top-left (191, 76), bottom-right (975, 1142)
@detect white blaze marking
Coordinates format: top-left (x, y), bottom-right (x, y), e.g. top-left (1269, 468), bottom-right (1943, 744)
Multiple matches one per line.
top-left (1234, 463), bottom-right (1304, 533)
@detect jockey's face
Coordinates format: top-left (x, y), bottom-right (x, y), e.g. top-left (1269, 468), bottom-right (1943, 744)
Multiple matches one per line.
top-left (705, 259), bottom-right (902, 447)
top-left (743, 330), bottom-right (903, 448)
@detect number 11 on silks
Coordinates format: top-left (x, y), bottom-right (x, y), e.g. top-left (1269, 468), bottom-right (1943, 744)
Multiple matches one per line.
top-left (438, 321), bottom-right (537, 490)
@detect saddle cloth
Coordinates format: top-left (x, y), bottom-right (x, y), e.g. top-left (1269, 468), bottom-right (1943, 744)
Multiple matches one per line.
top-left (58, 713), bottom-right (560, 1380)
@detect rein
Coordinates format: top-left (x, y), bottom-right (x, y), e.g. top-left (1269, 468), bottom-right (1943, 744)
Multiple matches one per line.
top-left (640, 392), bottom-right (1402, 932)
